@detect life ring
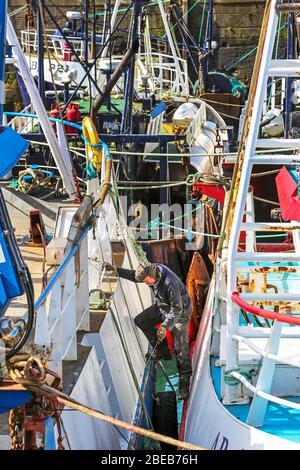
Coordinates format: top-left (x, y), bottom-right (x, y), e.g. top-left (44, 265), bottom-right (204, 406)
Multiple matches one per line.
top-left (82, 116), bottom-right (102, 171)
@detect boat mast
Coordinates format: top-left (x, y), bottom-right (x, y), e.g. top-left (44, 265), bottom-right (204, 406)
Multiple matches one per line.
top-left (121, 0), bottom-right (142, 135)
top-left (203, 0), bottom-right (213, 72)
top-left (84, 0), bottom-right (89, 68)
top-left (34, 0), bottom-right (45, 103)
top-left (204, 0), bottom-right (213, 50)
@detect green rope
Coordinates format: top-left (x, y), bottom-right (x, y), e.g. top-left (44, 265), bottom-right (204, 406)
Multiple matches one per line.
top-left (275, 13), bottom-right (282, 60)
top-left (9, 179), bottom-right (19, 189)
top-left (160, 221), bottom-right (220, 238)
top-left (89, 289), bottom-right (109, 310)
top-left (226, 47), bottom-right (257, 72)
top-left (164, 0), bottom-right (201, 37)
top-left (223, 368), bottom-right (253, 386)
top-left (198, 0), bottom-right (207, 47)
top-left (81, 162), bottom-right (98, 180)
top-left (133, 240), bottom-right (148, 265)
top-left (89, 0), bottom-right (170, 17)
top-left (226, 21), bottom-right (288, 72)
top-left (147, 203), bottom-right (202, 229)
top-left (256, 233), bottom-right (288, 239)
top-left (118, 181), bottom-right (189, 190)
top-left (118, 172), bottom-right (222, 190)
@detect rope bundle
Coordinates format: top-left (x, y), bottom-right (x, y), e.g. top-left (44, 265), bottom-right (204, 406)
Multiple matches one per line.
top-left (6, 353), bottom-right (46, 386)
top-left (17, 167), bottom-right (55, 194)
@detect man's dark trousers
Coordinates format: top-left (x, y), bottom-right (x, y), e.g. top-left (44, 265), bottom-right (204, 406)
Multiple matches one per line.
top-left (134, 304), bottom-right (192, 379)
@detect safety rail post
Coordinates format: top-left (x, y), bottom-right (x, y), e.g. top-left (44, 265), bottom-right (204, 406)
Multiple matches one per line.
top-left (231, 292), bottom-right (300, 425)
top-left (0, 0), bottom-right (8, 124)
top-left (56, 120), bottom-right (73, 175)
top-left (246, 320), bottom-right (283, 426)
top-left (76, 234), bottom-right (90, 332)
top-left (245, 190), bottom-right (255, 252)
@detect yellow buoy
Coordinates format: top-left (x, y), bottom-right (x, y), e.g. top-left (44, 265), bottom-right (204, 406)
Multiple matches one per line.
top-left (82, 116), bottom-right (102, 170)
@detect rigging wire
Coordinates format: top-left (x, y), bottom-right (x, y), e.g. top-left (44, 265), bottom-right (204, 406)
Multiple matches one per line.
top-left (93, 210), bottom-right (154, 431)
top-left (198, 0), bottom-right (207, 47)
top-left (225, 21), bottom-right (288, 72)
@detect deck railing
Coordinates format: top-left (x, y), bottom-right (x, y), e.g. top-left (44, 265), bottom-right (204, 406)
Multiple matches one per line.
top-left (230, 290), bottom-right (300, 425)
top-left (34, 226), bottom-right (90, 376)
top-left (20, 29), bottom-right (89, 61)
top-left (4, 103), bottom-right (38, 133)
top-left (136, 52), bottom-right (188, 96)
top-left (20, 29), bottom-right (189, 97)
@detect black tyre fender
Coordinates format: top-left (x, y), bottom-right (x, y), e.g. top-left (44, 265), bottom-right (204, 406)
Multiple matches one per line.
top-left (152, 391), bottom-right (178, 451)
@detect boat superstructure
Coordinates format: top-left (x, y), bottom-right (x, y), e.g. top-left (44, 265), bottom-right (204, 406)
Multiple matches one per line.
top-left (19, 0), bottom-right (189, 101)
top-left (1, 0), bottom-right (232, 451)
top-left (184, 0), bottom-right (300, 449)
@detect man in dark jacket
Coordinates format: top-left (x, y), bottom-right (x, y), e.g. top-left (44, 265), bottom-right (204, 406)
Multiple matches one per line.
top-left (103, 261), bottom-right (192, 400)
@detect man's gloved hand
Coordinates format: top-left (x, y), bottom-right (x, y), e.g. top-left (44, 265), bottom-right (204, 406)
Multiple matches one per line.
top-left (102, 261), bottom-right (116, 272)
top-left (157, 325), bottom-right (167, 342)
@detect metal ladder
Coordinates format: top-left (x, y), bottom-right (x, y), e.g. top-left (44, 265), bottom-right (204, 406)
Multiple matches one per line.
top-left (224, 0), bottom-right (300, 422)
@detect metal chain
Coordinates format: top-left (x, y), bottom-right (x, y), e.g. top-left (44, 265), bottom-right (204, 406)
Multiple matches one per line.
top-left (25, 0), bottom-right (34, 28)
top-left (9, 406), bottom-right (25, 450)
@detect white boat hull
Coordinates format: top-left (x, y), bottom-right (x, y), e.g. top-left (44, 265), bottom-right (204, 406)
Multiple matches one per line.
top-left (185, 283), bottom-right (300, 450)
top-left (24, 54), bottom-right (104, 89)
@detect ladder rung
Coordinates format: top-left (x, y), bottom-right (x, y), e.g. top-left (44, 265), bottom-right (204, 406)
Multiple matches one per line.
top-left (257, 139), bottom-right (300, 149)
top-left (224, 155), bottom-right (300, 165)
top-left (268, 60), bottom-right (300, 77)
top-left (241, 222), bottom-right (300, 231)
top-left (235, 252), bottom-right (300, 262)
top-left (251, 155), bottom-right (300, 165)
top-left (277, 3), bottom-right (300, 12)
top-left (239, 326), bottom-right (300, 338)
top-left (247, 266), bottom-right (297, 273)
top-left (240, 293), bottom-right (300, 302)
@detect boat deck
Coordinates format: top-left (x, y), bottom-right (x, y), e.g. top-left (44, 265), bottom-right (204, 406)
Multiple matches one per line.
top-left (212, 259), bottom-right (300, 445)
top-left (0, 188), bottom-right (118, 449)
top-left (211, 358), bottom-right (300, 445)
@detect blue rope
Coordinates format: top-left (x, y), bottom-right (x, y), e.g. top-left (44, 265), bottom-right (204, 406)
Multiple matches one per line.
top-left (4, 111), bottom-right (83, 131)
top-left (82, 161), bottom-right (98, 180)
top-left (3, 111), bottom-right (112, 154)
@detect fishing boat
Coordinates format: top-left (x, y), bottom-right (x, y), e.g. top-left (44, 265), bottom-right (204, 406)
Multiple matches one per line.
top-left (19, 0), bottom-right (189, 103)
top-left (0, 0), bottom-right (229, 451)
top-left (183, 0), bottom-right (300, 450)
top-left (4, 0), bottom-right (297, 453)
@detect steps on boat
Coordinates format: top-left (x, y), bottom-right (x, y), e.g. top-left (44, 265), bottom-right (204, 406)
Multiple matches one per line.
top-left (220, 325), bottom-right (300, 399)
top-left (63, 240), bottom-right (125, 396)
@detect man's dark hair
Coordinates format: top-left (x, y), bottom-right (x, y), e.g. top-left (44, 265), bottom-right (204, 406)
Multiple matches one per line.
top-left (135, 263), bottom-right (158, 282)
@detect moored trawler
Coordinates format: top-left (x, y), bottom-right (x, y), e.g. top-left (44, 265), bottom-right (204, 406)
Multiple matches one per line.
top-left (4, 0), bottom-right (300, 452)
top-left (184, 0), bottom-right (300, 449)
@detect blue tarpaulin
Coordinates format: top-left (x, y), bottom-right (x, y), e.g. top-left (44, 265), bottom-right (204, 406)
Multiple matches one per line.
top-left (0, 126), bottom-right (30, 178)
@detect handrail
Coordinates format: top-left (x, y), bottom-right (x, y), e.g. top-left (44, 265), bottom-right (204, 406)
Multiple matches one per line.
top-left (231, 371), bottom-right (300, 412)
top-left (232, 334), bottom-right (300, 368)
top-left (232, 291), bottom-right (300, 326)
top-left (4, 111), bottom-right (82, 131)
